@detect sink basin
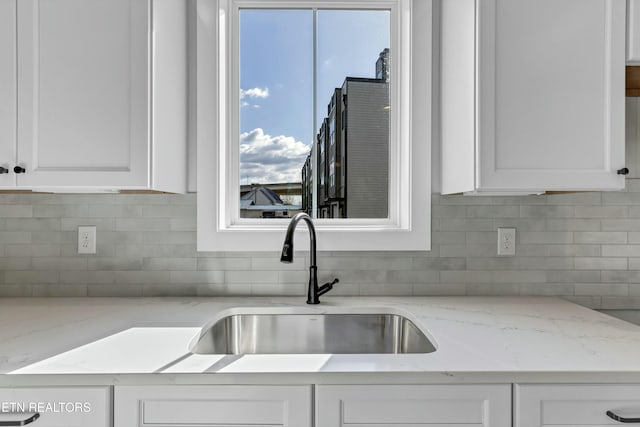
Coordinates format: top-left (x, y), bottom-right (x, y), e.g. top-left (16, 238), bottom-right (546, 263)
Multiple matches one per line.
top-left (190, 311), bottom-right (437, 354)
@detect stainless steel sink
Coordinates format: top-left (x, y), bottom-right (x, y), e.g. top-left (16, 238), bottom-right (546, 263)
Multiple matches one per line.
top-left (190, 312), bottom-right (436, 354)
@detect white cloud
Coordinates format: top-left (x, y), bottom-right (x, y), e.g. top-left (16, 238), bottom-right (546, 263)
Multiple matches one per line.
top-left (240, 87), bottom-right (269, 100)
top-left (240, 128), bottom-right (310, 184)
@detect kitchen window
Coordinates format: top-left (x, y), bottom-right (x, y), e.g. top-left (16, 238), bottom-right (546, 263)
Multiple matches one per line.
top-left (196, 0), bottom-right (431, 251)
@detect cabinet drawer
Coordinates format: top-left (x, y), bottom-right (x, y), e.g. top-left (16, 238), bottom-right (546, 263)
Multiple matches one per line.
top-left (114, 385), bottom-right (312, 427)
top-left (0, 386), bottom-right (110, 427)
top-left (316, 384), bottom-right (511, 427)
top-left (516, 384), bottom-right (640, 426)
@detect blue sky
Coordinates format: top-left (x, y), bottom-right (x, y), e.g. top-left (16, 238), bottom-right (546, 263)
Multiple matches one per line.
top-left (239, 9), bottom-right (390, 184)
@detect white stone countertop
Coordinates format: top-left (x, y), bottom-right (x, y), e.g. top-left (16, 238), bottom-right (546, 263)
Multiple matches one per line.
top-left (1, 296), bottom-right (640, 385)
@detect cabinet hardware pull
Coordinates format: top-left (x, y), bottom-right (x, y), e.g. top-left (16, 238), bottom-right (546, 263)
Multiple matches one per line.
top-left (607, 410), bottom-right (640, 423)
top-left (0, 413), bottom-right (40, 426)
top-left (0, 167), bottom-right (7, 174)
top-left (13, 166), bottom-right (25, 174)
top-left (618, 167), bottom-right (630, 175)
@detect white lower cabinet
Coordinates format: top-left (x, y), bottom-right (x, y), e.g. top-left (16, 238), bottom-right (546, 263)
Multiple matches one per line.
top-left (0, 387), bottom-right (110, 427)
top-left (515, 384), bottom-right (640, 426)
top-left (114, 385), bottom-right (312, 427)
top-left (315, 384), bottom-right (511, 427)
top-left (114, 384), bottom-right (510, 427)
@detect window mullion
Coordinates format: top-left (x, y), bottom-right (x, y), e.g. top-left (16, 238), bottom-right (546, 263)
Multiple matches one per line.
top-left (311, 8), bottom-right (318, 219)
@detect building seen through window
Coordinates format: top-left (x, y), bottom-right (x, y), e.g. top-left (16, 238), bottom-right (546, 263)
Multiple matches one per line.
top-left (302, 48), bottom-right (390, 219)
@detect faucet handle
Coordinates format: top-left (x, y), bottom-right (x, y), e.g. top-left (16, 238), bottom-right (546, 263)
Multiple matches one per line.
top-left (317, 278), bottom-right (339, 299)
top-left (323, 278), bottom-right (339, 287)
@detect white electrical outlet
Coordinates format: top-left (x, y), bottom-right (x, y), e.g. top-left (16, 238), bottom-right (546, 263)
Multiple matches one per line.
top-left (497, 227), bottom-right (516, 256)
top-left (78, 226), bottom-right (97, 254)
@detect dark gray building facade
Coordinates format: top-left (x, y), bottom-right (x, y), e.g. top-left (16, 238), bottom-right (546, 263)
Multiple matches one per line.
top-left (302, 50), bottom-right (390, 219)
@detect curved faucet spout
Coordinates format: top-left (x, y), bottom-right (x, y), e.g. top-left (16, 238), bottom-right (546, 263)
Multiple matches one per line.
top-left (280, 213), bottom-right (316, 267)
top-left (280, 213), bottom-right (333, 304)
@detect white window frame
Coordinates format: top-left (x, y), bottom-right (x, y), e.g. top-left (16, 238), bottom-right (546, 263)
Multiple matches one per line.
top-left (196, 0), bottom-right (431, 251)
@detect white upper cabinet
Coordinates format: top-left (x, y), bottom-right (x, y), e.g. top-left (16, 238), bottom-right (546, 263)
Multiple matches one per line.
top-left (629, 0), bottom-right (640, 63)
top-left (0, 0), bottom-right (16, 187)
top-left (441, 0), bottom-right (626, 194)
top-left (0, 0), bottom-right (187, 192)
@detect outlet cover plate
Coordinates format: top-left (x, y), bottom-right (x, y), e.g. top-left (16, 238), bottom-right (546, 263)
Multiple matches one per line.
top-left (498, 227), bottom-right (516, 256)
top-left (78, 226), bottom-right (96, 254)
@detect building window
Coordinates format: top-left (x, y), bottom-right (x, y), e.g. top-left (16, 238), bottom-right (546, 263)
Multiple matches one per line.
top-left (197, 0), bottom-right (432, 251)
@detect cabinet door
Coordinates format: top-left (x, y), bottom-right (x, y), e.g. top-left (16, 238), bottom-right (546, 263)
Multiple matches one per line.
top-left (16, 0), bottom-right (150, 189)
top-left (316, 384), bottom-right (511, 427)
top-left (114, 385), bottom-right (312, 427)
top-left (478, 0), bottom-right (625, 191)
top-left (0, 387), bottom-right (110, 427)
top-left (629, 0), bottom-right (640, 63)
top-left (0, 0), bottom-right (16, 187)
top-left (516, 384), bottom-right (640, 426)
top-left (626, 97), bottom-right (640, 178)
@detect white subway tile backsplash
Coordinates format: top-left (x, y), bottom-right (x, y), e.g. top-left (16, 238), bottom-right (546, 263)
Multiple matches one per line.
top-left (143, 257), bottom-right (197, 271)
top-left (602, 245), bottom-right (640, 257)
top-left (386, 270), bottom-right (440, 284)
top-left (195, 283), bottom-right (252, 296)
top-left (87, 204), bottom-right (142, 218)
top-left (6, 218), bottom-right (60, 231)
top-left (1, 187), bottom-right (640, 308)
top-left (514, 245), bottom-right (550, 256)
top-left (0, 231), bottom-right (31, 244)
top-left (199, 257), bottom-right (252, 271)
top-left (411, 257), bottom-right (466, 270)
top-left (60, 218), bottom-right (113, 231)
top-left (142, 231), bottom-right (196, 245)
top-left (574, 257), bottom-right (628, 270)
top-left (5, 244), bottom-right (60, 257)
top-left (518, 231), bottom-right (573, 244)
top-left (575, 283), bottom-right (629, 296)
top-left (116, 218), bottom-right (170, 231)
top-left (576, 205), bottom-right (628, 218)
top-left (547, 244), bottom-right (601, 257)
top-left (115, 271), bottom-right (171, 284)
top-left (250, 283), bottom-right (306, 296)
top-left (546, 192), bottom-right (601, 205)
top-left (0, 205), bottom-right (33, 218)
top-left (546, 270), bottom-right (601, 283)
top-left (32, 284), bottom-right (87, 297)
top-left (519, 205), bottom-right (574, 218)
top-left (466, 283), bottom-right (520, 296)
top-left (519, 283), bottom-right (574, 296)
top-left (5, 271), bottom-right (59, 284)
top-left (518, 257), bottom-right (574, 270)
top-left (546, 219), bottom-right (601, 231)
top-left (87, 257), bottom-right (143, 271)
top-left (278, 270), bottom-right (310, 284)
top-left (225, 270), bottom-right (279, 284)
top-left (467, 205), bottom-right (520, 218)
top-left (170, 270), bottom-right (225, 284)
top-left (412, 283), bottom-right (466, 296)
top-left (603, 192), bottom-right (640, 205)
top-left (32, 257), bottom-right (87, 271)
top-left (466, 257), bottom-right (518, 270)
top-left (33, 204), bottom-right (87, 218)
top-left (574, 231), bottom-right (627, 244)
top-left (87, 284), bottom-right (142, 297)
top-left (440, 244), bottom-right (495, 257)
top-left (490, 218), bottom-right (546, 231)
top-left (602, 270), bottom-right (640, 282)
top-left (603, 219), bottom-right (640, 231)
top-left (142, 284), bottom-right (200, 297)
top-left (0, 258), bottom-right (30, 270)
